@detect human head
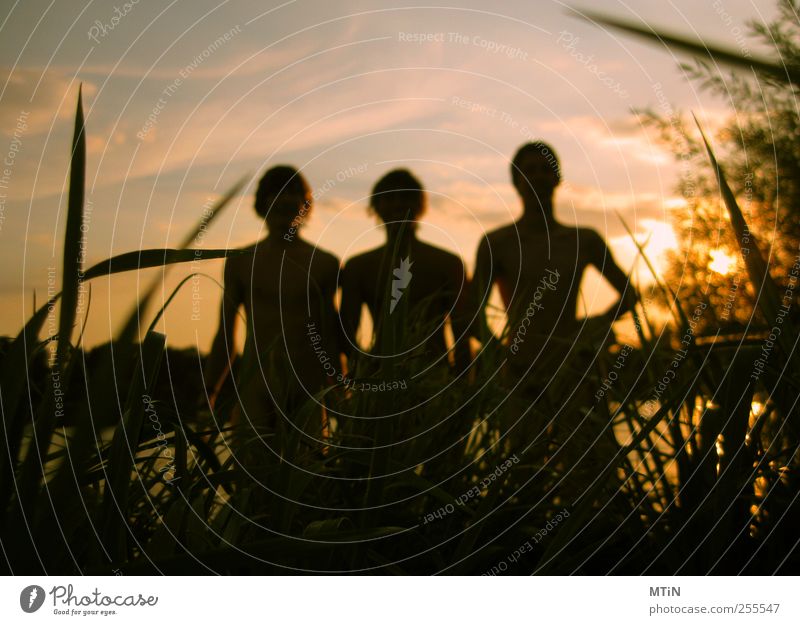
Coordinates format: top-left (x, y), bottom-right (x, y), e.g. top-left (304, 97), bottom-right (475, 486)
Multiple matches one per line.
top-left (511, 141), bottom-right (561, 200)
top-left (370, 169), bottom-right (426, 225)
top-left (254, 165), bottom-right (312, 232)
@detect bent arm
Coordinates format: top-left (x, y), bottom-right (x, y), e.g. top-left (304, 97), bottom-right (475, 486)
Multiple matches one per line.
top-left (589, 232), bottom-right (633, 321)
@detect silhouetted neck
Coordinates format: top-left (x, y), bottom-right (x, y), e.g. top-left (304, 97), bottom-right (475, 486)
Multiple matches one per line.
top-left (384, 223), bottom-right (417, 246)
top-left (518, 196), bottom-right (556, 230)
top-left (265, 231), bottom-right (300, 247)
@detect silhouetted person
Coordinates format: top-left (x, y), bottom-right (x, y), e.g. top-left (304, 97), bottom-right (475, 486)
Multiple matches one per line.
top-left (471, 142), bottom-right (632, 492)
top-left (339, 169), bottom-right (469, 372)
top-left (472, 141), bottom-right (631, 372)
top-left (204, 166), bottom-right (340, 463)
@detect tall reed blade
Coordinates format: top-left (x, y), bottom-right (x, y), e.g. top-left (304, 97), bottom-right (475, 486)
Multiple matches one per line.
top-left (117, 173), bottom-right (250, 344)
top-left (57, 84), bottom-right (85, 373)
top-left (177, 174), bottom-right (249, 250)
top-left (694, 115), bottom-right (799, 371)
top-left (576, 10), bottom-right (799, 85)
top-left (82, 248), bottom-right (242, 281)
top-left (616, 212), bottom-right (691, 330)
top-left (15, 89), bottom-right (86, 522)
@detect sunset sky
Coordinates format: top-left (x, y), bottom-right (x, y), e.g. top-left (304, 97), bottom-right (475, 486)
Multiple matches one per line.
top-left (0, 0), bottom-right (776, 350)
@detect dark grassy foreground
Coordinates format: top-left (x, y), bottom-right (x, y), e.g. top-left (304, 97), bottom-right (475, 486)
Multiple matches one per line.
top-left (1, 90), bottom-right (799, 576)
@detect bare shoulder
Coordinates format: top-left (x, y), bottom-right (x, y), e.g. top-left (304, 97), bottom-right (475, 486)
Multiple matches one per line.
top-left (220, 243), bottom-right (258, 298)
top-left (232, 242), bottom-right (259, 259)
top-left (310, 244), bottom-right (340, 273)
top-left (483, 223), bottom-right (519, 246)
top-left (576, 226), bottom-right (607, 253)
top-left (290, 240), bottom-right (340, 286)
top-left (576, 226), bottom-right (605, 241)
top-left (342, 246), bottom-right (382, 278)
top-left (224, 243), bottom-right (257, 275)
top-left (417, 241), bottom-right (464, 273)
top-left (475, 225), bottom-right (521, 267)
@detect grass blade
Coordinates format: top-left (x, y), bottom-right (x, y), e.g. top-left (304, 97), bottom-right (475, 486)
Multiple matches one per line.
top-left (694, 115), bottom-right (799, 371)
top-left (117, 173), bottom-right (250, 344)
top-left (0, 296), bottom-right (60, 514)
top-left (82, 248), bottom-right (242, 282)
top-left (14, 88), bottom-right (85, 524)
top-left (535, 378), bottom-right (695, 574)
top-left (616, 211), bottom-right (691, 330)
top-left (575, 9), bottom-right (799, 84)
top-left (100, 331), bottom-right (166, 562)
top-left (57, 84), bottom-right (85, 372)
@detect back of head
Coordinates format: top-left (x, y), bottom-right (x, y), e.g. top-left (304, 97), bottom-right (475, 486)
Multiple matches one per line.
top-left (370, 169), bottom-right (426, 224)
top-left (254, 165), bottom-right (312, 233)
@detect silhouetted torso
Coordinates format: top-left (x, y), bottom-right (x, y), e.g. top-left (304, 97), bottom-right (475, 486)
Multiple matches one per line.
top-left (225, 236), bottom-right (340, 407)
top-left (479, 222), bottom-right (610, 334)
top-left (340, 236), bottom-right (466, 361)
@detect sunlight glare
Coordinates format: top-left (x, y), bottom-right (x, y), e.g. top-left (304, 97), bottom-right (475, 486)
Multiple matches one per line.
top-left (708, 248), bottom-right (737, 275)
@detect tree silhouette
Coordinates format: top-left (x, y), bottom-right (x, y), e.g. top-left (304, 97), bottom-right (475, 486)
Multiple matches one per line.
top-left (639, 0), bottom-right (800, 334)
